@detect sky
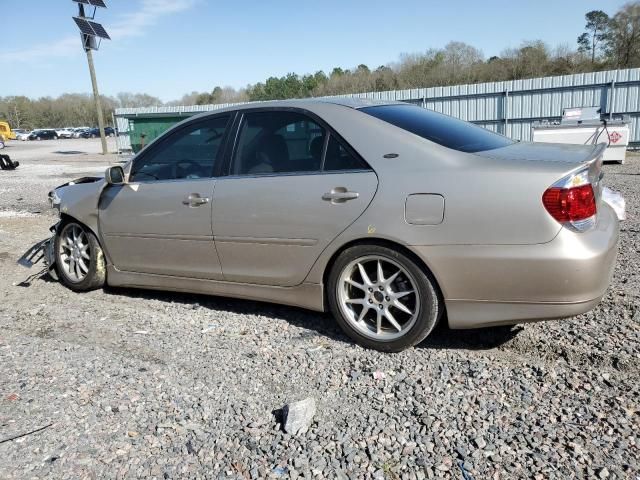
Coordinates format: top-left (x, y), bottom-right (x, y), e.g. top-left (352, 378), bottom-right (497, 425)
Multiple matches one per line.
top-left (0, 0), bottom-right (630, 103)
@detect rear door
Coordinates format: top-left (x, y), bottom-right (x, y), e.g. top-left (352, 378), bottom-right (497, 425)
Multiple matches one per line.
top-left (99, 114), bottom-right (231, 279)
top-left (212, 109), bottom-right (378, 286)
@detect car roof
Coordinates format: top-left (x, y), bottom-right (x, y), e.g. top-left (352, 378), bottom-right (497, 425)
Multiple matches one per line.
top-left (188, 97), bottom-right (406, 121)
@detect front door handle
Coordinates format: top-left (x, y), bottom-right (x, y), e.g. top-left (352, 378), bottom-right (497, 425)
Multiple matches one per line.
top-left (182, 193), bottom-right (210, 207)
top-left (322, 187), bottom-right (359, 204)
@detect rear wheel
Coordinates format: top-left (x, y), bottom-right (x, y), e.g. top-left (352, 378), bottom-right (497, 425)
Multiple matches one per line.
top-left (328, 244), bottom-right (441, 352)
top-left (54, 221), bottom-right (106, 291)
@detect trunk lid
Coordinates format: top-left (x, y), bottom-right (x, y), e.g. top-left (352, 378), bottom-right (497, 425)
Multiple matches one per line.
top-left (477, 141), bottom-right (605, 201)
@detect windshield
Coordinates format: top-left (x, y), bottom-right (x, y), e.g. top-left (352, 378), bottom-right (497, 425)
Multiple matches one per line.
top-left (361, 104), bottom-right (514, 153)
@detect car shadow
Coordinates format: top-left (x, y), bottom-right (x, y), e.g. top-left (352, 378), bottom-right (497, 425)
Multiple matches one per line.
top-left (103, 285), bottom-right (351, 343)
top-left (102, 286), bottom-right (523, 351)
top-left (54, 150), bottom-right (88, 155)
top-left (417, 321), bottom-right (523, 350)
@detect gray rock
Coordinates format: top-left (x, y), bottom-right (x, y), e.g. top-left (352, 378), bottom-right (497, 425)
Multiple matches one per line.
top-left (283, 398), bottom-right (317, 435)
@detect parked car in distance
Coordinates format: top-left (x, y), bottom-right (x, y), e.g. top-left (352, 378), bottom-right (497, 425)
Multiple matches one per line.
top-left (56, 128), bottom-right (75, 139)
top-left (15, 130), bottom-right (32, 141)
top-left (81, 127), bottom-right (115, 138)
top-left (39, 99), bottom-right (620, 352)
top-left (73, 127), bottom-right (90, 138)
top-left (28, 129), bottom-right (58, 140)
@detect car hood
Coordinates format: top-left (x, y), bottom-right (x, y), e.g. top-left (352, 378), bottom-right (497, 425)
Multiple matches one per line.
top-left (49, 176), bottom-right (104, 207)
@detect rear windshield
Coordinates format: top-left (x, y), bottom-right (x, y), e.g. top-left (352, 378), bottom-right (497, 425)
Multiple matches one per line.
top-left (361, 104), bottom-right (514, 153)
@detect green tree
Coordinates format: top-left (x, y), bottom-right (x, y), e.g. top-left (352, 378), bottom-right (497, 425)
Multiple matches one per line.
top-left (604, 2), bottom-right (640, 67)
top-left (577, 10), bottom-right (610, 63)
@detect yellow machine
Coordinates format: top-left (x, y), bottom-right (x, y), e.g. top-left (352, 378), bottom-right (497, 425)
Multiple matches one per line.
top-left (0, 121), bottom-right (16, 141)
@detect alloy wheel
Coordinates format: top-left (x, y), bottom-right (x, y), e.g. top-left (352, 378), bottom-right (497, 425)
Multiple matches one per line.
top-left (337, 255), bottom-right (420, 341)
top-left (58, 224), bottom-right (91, 282)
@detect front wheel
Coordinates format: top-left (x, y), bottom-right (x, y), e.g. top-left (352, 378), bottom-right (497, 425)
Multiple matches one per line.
top-left (54, 221), bottom-right (106, 291)
top-left (328, 245), bottom-right (441, 352)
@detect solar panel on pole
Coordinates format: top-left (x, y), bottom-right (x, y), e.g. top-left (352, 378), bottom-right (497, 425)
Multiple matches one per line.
top-left (73, 0), bottom-right (109, 155)
top-left (73, 17), bottom-right (110, 40)
top-left (88, 20), bottom-right (110, 39)
top-left (73, 17), bottom-right (95, 36)
top-left (87, 0), bottom-right (107, 8)
top-left (72, 0), bottom-right (107, 7)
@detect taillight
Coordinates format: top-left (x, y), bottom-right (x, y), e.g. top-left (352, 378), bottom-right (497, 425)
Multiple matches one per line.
top-left (542, 168), bottom-right (597, 231)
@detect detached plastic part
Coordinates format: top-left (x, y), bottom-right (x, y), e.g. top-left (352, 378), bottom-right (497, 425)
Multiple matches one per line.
top-left (602, 187), bottom-right (626, 221)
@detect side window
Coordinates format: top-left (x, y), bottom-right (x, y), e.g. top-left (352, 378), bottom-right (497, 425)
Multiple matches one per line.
top-left (130, 115), bottom-right (230, 182)
top-left (231, 111), bottom-right (326, 175)
top-left (323, 134), bottom-right (370, 171)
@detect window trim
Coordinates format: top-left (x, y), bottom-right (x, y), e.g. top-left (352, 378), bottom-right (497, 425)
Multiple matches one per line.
top-left (222, 106), bottom-right (372, 178)
top-left (129, 113), bottom-right (233, 183)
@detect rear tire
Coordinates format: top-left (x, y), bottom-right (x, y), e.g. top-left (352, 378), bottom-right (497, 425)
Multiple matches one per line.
top-left (327, 244), bottom-right (441, 352)
top-left (54, 221), bottom-right (106, 291)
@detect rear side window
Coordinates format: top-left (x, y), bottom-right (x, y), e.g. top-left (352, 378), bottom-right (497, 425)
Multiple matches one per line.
top-left (361, 104), bottom-right (513, 153)
top-left (323, 134), bottom-right (369, 171)
top-left (232, 111), bottom-right (325, 175)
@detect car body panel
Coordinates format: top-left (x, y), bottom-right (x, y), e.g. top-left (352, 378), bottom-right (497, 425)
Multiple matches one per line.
top-left (99, 179), bottom-right (223, 280)
top-left (212, 171), bottom-right (378, 286)
top-left (44, 99), bottom-right (619, 330)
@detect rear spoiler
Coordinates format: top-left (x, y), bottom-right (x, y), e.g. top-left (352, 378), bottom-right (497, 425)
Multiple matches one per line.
top-left (583, 143), bottom-right (606, 203)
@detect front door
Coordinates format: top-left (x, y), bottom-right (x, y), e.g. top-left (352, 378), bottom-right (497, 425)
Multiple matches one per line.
top-left (99, 115), bottom-right (231, 280)
top-left (212, 109), bottom-right (378, 286)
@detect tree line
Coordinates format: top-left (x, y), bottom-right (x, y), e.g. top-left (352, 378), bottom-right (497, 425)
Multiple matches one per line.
top-left (1, 2), bottom-right (638, 130)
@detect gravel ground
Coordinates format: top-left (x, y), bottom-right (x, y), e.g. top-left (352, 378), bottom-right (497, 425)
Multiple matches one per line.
top-left (0, 141), bottom-right (638, 479)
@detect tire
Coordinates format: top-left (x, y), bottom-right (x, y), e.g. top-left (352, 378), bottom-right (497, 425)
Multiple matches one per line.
top-left (53, 135), bottom-right (58, 140)
top-left (327, 244), bottom-right (441, 352)
top-left (54, 221), bottom-right (106, 292)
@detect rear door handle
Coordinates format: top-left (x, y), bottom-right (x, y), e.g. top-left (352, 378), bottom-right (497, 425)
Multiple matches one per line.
top-left (182, 193), bottom-right (210, 207)
top-left (322, 188), bottom-right (359, 204)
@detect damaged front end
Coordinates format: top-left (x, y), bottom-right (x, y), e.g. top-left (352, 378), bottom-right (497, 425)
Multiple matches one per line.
top-left (17, 175), bottom-right (103, 279)
top-left (17, 224), bottom-right (59, 280)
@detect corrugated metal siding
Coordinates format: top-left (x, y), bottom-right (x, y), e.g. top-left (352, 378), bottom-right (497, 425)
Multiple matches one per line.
top-left (115, 68), bottom-right (640, 147)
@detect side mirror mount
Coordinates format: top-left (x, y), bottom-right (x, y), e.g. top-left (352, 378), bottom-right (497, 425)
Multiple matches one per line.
top-left (105, 165), bottom-right (125, 185)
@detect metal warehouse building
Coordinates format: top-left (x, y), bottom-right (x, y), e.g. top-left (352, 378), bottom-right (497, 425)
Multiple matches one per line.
top-left (115, 68), bottom-right (640, 154)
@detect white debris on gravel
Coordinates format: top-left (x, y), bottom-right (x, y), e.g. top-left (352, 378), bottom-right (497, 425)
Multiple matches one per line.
top-left (283, 397), bottom-right (317, 435)
top-left (0, 210), bottom-right (38, 218)
top-left (0, 151), bottom-right (638, 479)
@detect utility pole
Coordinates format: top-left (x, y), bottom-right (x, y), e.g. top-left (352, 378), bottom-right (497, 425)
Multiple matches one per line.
top-left (85, 48), bottom-right (108, 154)
top-left (72, 0), bottom-right (110, 155)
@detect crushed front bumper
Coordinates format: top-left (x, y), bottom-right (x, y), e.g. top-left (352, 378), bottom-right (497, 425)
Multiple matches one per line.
top-left (17, 224), bottom-right (59, 280)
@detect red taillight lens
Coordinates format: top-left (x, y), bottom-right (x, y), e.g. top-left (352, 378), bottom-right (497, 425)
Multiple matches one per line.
top-left (542, 184), bottom-right (596, 223)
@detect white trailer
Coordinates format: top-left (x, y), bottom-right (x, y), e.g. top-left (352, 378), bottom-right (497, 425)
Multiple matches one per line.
top-left (532, 107), bottom-right (629, 164)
